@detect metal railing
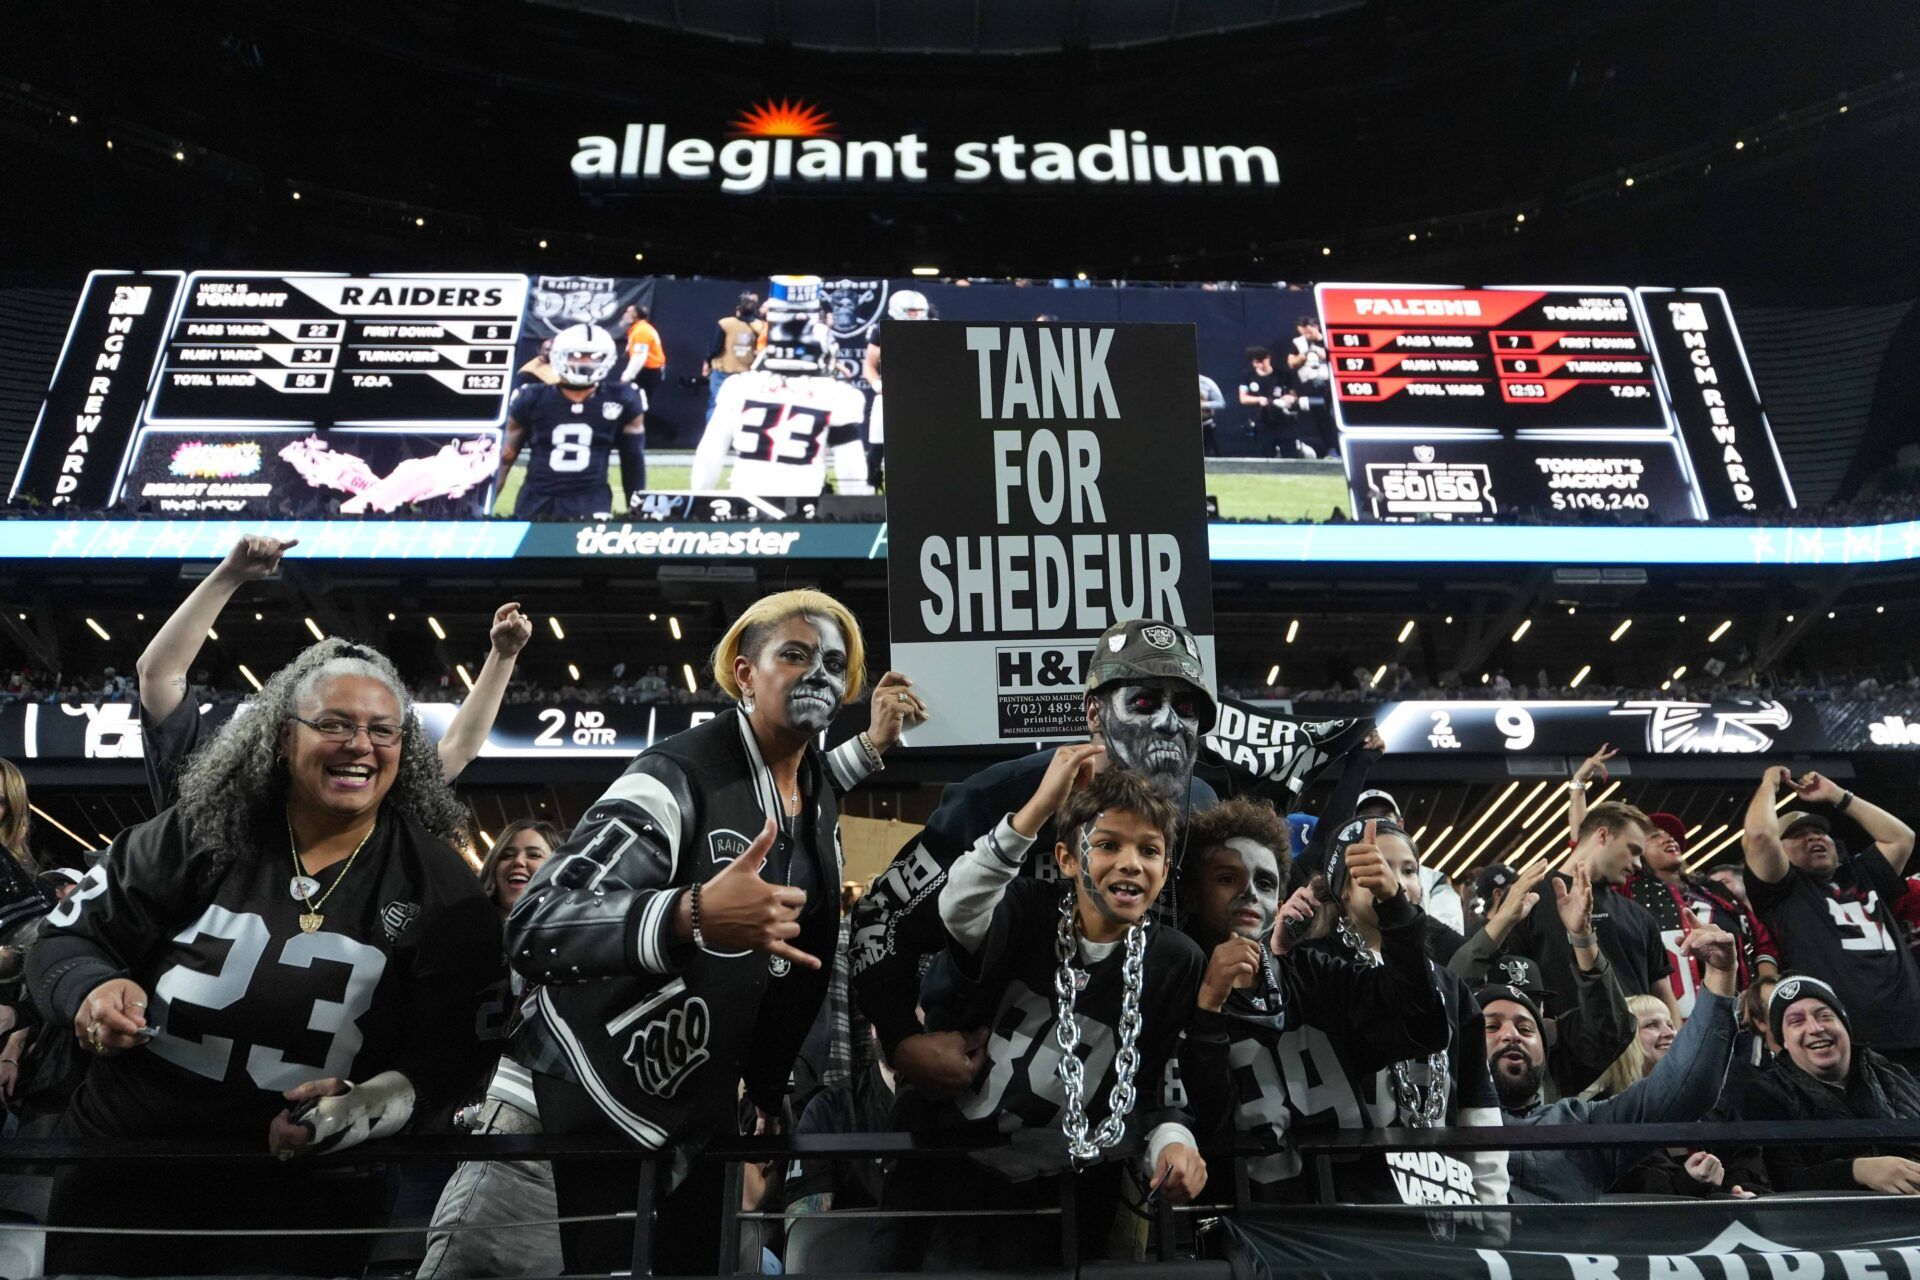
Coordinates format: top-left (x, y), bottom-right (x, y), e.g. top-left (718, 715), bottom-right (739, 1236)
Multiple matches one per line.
top-left (4, 1119), bottom-right (1920, 1276)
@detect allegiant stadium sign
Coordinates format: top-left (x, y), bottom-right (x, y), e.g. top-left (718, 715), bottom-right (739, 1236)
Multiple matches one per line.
top-left (572, 99), bottom-right (1280, 194)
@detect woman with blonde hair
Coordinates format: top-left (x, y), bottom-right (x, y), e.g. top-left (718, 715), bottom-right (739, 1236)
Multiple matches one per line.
top-left (1591, 994), bottom-right (1675, 1098)
top-left (508, 588), bottom-right (924, 1274)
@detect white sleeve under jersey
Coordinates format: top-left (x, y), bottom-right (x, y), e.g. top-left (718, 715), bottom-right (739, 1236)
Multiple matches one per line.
top-left (691, 374), bottom-right (750, 490)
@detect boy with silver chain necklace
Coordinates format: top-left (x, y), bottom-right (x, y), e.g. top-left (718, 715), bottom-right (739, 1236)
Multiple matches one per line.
top-left (876, 755), bottom-right (1223, 1267)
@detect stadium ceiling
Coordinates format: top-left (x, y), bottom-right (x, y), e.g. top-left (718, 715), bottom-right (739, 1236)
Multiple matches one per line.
top-left (526, 0), bottom-right (1364, 54)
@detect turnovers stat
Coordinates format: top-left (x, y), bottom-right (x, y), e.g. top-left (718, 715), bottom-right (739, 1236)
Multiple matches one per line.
top-left (1316, 283), bottom-right (1788, 524)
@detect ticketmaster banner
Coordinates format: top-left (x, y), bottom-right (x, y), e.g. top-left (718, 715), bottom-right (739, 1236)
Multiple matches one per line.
top-left (1225, 1198), bottom-right (1920, 1280)
top-left (881, 321), bottom-right (1216, 746)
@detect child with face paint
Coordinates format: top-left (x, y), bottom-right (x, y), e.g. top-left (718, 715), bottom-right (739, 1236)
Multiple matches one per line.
top-left (1283, 818), bottom-right (1510, 1205)
top-left (852, 619), bottom-right (1219, 1101)
top-left (876, 752), bottom-right (1216, 1268)
top-left (1176, 799), bottom-right (1455, 1199)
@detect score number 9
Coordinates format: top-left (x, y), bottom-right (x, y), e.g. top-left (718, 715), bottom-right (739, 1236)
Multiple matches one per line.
top-left (1495, 705), bottom-right (1535, 750)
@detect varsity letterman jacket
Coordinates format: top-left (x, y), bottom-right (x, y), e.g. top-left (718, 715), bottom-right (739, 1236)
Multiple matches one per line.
top-left (506, 709), bottom-right (873, 1152)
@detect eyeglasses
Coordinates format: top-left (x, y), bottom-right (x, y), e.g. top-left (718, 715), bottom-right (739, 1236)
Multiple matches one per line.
top-left (288, 714), bottom-right (403, 747)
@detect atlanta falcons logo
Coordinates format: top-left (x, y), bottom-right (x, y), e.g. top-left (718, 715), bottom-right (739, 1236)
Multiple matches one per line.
top-left (1609, 700), bottom-right (1793, 754)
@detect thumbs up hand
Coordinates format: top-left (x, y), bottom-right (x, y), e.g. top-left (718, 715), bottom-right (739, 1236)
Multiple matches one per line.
top-left (696, 818), bottom-right (820, 970)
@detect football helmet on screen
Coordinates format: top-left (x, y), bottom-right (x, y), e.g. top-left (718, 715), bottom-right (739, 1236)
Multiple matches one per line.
top-left (761, 303), bottom-right (830, 374)
top-left (887, 289), bottom-right (930, 321)
top-left (551, 323), bottom-right (617, 387)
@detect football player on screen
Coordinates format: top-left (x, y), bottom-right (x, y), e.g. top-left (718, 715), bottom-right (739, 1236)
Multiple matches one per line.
top-left (691, 278), bottom-right (871, 498)
top-left (861, 288), bottom-right (930, 489)
top-left (495, 323), bottom-right (648, 517)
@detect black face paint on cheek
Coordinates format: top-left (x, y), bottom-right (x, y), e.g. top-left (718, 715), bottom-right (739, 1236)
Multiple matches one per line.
top-left (782, 618), bottom-right (848, 732)
top-left (1220, 838), bottom-right (1281, 940)
top-left (1076, 822), bottom-right (1126, 925)
top-left (1099, 684), bottom-right (1200, 790)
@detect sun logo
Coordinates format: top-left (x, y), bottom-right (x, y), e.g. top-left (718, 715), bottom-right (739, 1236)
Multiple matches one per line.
top-left (730, 98), bottom-right (836, 138)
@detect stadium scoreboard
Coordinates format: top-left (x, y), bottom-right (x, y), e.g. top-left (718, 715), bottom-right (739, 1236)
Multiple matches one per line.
top-left (1318, 284), bottom-right (1793, 524)
top-left (147, 273), bottom-right (526, 426)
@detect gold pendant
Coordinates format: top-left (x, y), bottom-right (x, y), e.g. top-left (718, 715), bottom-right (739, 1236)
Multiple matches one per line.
top-left (299, 913), bottom-right (324, 933)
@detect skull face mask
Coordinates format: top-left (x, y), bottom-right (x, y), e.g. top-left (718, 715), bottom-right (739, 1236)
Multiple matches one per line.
top-left (1093, 679), bottom-right (1202, 797)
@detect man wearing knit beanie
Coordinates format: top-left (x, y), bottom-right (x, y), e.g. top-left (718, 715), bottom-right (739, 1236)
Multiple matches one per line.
top-left (1735, 973), bottom-right (1920, 1195)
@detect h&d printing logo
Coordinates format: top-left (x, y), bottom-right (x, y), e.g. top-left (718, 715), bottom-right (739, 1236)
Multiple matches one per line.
top-left (571, 98), bottom-right (1280, 194)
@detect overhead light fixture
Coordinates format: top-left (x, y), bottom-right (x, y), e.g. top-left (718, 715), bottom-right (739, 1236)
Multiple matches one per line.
top-left (1827, 610), bottom-right (1837, 619)
top-left (1511, 619), bottom-right (1532, 642)
top-left (253, 612), bottom-right (262, 621)
top-left (1407, 233), bottom-right (1417, 242)
top-left (1734, 139), bottom-right (1746, 150)
top-left (1397, 620), bottom-right (1415, 643)
top-left (414, 217), bottom-right (425, 227)
top-left (1445, 615), bottom-right (1454, 624)
top-left (1481, 672), bottom-right (1490, 685)
top-left (428, 616), bottom-right (447, 640)
top-left (85, 617), bottom-right (110, 640)
top-left (291, 191), bottom-right (301, 200)
top-left (1610, 619), bottom-right (1632, 641)
top-left (1570, 664), bottom-right (1591, 688)
top-left (911, 266), bottom-right (940, 277)
top-left (549, 616), bottom-right (565, 640)
top-left (538, 239), bottom-right (548, 249)
top-left (1708, 620), bottom-right (1732, 642)
top-left (1265, 664), bottom-right (1280, 686)
top-left (457, 664), bottom-right (475, 692)
top-left (568, 663), bottom-right (581, 682)
top-left (682, 662), bottom-right (699, 693)
top-left (1672, 665), bottom-right (1688, 679)
top-left (1320, 246), bottom-right (1332, 256)
top-left (634, 252), bottom-right (645, 261)
top-left (238, 663), bottom-right (262, 691)
top-left (478, 829), bottom-right (494, 850)
top-left (387, 612), bottom-right (396, 621)
top-left (29, 804), bottom-right (94, 852)
top-left (68, 114), bottom-right (78, 124)
top-left (1515, 213), bottom-right (1527, 223)
top-left (1678, 614), bottom-right (1687, 623)
top-left (1877, 605), bottom-right (1886, 614)
top-left (1623, 176), bottom-right (1635, 187)
top-left (1660, 679), bottom-right (1672, 691)
top-left (1567, 606), bottom-right (1576, 615)
top-left (1785, 613), bottom-right (1795, 622)
top-left (173, 150), bottom-right (184, 161)
top-left (1076, 271), bottom-right (1088, 281)
top-left (1369, 664), bottom-right (1387, 688)
top-left (207, 627), bottom-right (219, 641)
top-left (137, 612), bottom-right (146, 621)
top-left (1285, 619), bottom-right (1299, 643)
top-left (304, 617), bottom-right (323, 641)
top-left (669, 616), bottom-right (682, 641)
top-left (648, 613), bottom-right (658, 622)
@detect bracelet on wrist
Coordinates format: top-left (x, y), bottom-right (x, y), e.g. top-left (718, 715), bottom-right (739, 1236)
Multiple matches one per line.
top-left (1566, 930), bottom-right (1598, 949)
top-left (1836, 790), bottom-right (1854, 813)
top-left (689, 882), bottom-right (706, 951)
top-left (1565, 780), bottom-right (1588, 792)
top-left (857, 731), bottom-right (885, 771)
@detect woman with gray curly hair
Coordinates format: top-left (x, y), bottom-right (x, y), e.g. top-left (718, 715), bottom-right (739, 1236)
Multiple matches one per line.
top-left (29, 637), bottom-right (503, 1277)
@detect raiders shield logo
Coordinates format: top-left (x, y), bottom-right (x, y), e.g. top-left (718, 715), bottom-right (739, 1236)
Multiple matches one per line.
top-left (602, 401), bottom-right (623, 420)
top-left (1415, 445), bottom-right (1436, 463)
top-left (1497, 958), bottom-right (1530, 986)
top-left (1142, 626), bottom-right (1177, 650)
top-left (708, 829), bottom-right (753, 867)
top-left (1775, 978), bottom-right (1801, 1003)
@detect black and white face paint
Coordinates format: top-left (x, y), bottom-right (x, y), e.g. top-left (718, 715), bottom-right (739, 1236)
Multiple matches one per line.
top-left (1095, 679), bottom-right (1201, 795)
top-left (1217, 837), bottom-right (1282, 940)
top-left (787, 617), bottom-right (847, 732)
top-left (1076, 821), bottom-right (1127, 926)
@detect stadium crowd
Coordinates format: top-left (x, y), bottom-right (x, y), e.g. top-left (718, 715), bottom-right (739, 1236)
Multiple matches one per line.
top-left (2, 536), bottom-right (1920, 1277)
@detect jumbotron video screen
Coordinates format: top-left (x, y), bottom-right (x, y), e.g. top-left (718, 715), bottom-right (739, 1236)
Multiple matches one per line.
top-left (9, 270), bottom-right (1790, 526)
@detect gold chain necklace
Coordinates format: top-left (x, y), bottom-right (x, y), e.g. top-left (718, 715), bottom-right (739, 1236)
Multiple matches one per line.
top-left (286, 816), bottom-right (375, 933)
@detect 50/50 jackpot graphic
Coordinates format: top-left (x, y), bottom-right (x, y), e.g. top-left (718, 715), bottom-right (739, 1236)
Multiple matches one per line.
top-left (1317, 284), bottom-right (1793, 523)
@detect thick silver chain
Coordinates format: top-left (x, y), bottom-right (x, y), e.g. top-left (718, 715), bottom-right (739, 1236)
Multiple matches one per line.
top-left (1336, 915), bottom-right (1450, 1128)
top-left (1053, 888), bottom-right (1148, 1162)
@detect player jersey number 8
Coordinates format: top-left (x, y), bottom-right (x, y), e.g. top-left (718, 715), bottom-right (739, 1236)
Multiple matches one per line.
top-left (732, 401), bottom-right (831, 464)
top-left (549, 424), bottom-right (595, 473)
